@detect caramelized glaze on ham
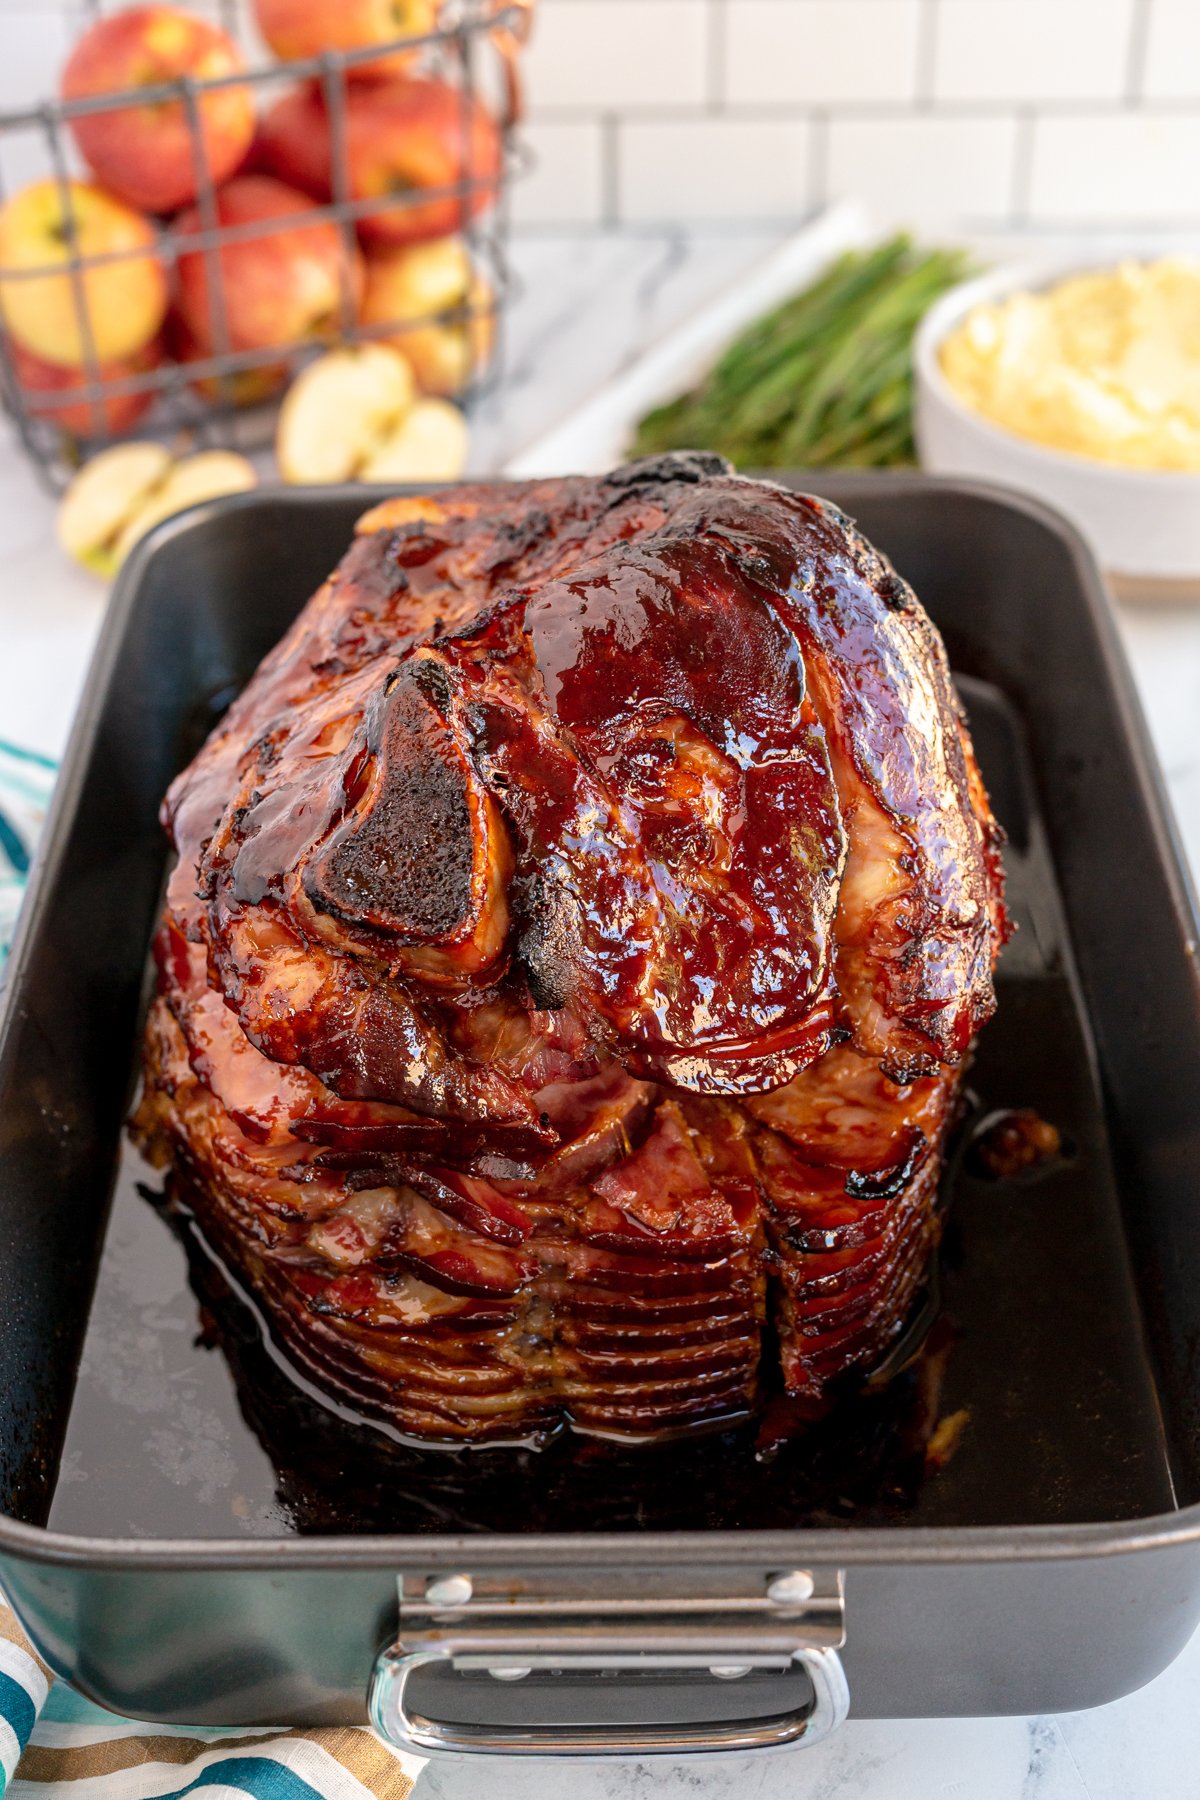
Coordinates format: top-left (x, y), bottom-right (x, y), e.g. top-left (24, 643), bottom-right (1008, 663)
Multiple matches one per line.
top-left (135, 454), bottom-right (1007, 1444)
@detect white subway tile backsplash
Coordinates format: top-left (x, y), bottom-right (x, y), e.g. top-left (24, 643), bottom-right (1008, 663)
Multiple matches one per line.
top-left (1142, 2), bottom-right (1200, 101)
top-left (826, 115), bottom-right (1019, 227)
top-left (934, 0), bottom-right (1134, 102)
top-left (1030, 112), bottom-right (1200, 220)
top-left (725, 0), bottom-right (922, 107)
top-left (618, 116), bottom-right (813, 221)
top-left (4, 0), bottom-right (1200, 235)
top-left (523, 0), bottom-right (709, 111)
top-left (512, 119), bottom-right (606, 226)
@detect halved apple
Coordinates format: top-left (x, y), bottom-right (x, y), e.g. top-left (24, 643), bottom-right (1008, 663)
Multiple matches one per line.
top-left (274, 342), bottom-right (417, 483)
top-left (111, 450), bottom-right (257, 567)
top-left (57, 441), bottom-right (257, 578)
top-left (359, 398), bottom-right (469, 482)
top-left (276, 344), bottom-right (468, 484)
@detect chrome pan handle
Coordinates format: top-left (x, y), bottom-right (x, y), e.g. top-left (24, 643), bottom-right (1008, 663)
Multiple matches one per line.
top-left (371, 1641), bottom-right (848, 1756)
top-left (370, 1569), bottom-right (849, 1757)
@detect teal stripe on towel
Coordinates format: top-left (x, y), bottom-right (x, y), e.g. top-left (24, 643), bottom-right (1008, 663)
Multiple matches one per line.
top-left (0, 811), bottom-right (29, 876)
top-left (0, 745), bottom-right (57, 968)
top-left (0, 740), bottom-right (57, 772)
top-left (154, 1757), bottom-right (329, 1800)
top-left (0, 1667), bottom-right (37, 1757)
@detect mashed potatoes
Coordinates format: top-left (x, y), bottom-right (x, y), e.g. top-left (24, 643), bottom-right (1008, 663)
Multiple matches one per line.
top-left (939, 259), bottom-right (1200, 471)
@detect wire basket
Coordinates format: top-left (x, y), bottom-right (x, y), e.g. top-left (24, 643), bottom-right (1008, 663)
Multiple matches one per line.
top-left (0, 0), bottom-right (532, 490)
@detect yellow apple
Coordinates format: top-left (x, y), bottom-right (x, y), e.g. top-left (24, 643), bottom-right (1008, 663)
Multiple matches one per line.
top-left (111, 451), bottom-right (257, 566)
top-left (361, 238), bottom-right (494, 396)
top-left (0, 180), bottom-right (167, 368)
top-left (57, 441), bottom-right (170, 574)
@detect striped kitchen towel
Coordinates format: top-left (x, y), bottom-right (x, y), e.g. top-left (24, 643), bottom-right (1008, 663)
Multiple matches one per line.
top-left (0, 741), bottom-right (56, 972)
top-left (0, 1597), bottom-right (423, 1800)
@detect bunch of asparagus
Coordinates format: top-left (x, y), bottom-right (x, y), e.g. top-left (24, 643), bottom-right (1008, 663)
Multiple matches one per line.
top-left (633, 236), bottom-right (973, 470)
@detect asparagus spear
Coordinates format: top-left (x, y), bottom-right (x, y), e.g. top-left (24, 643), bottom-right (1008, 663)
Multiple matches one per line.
top-left (633, 236), bottom-right (973, 471)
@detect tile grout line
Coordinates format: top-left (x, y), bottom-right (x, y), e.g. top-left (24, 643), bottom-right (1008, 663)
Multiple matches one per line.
top-left (915, 0), bottom-right (940, 109)
top-left (1125, 0), bottom-right (1154, 103)
top-left (526, 97), bottom-right (1200, 125)
top-left (601, 110), bottom-right (620, 229)
top-left (706, 0), bottom-right (726, 114)
top-left (809, 107), bottom-right (830, 212)
top-left (1009, 106), bottom-right (1036, 227)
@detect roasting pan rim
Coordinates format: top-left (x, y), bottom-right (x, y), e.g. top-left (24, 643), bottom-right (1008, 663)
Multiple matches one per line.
top-left (7, 1507), bottom-right (1200, 1572)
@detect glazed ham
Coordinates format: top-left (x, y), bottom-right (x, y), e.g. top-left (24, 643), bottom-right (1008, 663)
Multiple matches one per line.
top-left (135, 454), bottom-right (1007, 1444)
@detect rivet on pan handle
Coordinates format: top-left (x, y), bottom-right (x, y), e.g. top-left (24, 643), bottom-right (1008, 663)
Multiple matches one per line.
top-left (368, 1566), bottom-right (849, 1757)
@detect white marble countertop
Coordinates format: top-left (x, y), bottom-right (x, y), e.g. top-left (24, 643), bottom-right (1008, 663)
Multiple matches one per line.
top-left (3, 227), bottom-right (1200, 1799)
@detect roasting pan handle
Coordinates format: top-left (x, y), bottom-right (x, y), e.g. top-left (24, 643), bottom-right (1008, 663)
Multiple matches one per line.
top-left (369, 1567), bottom-right (849, 1756)
top-left (369, 1642), bottom-right (849, 1756)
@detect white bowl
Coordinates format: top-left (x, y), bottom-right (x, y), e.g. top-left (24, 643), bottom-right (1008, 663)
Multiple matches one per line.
top-left (914, 261), bottom-right (1200, 584)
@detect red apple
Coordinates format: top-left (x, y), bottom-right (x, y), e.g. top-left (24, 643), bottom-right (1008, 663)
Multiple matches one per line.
top-left (253, 0), bottom-right (437, 80)
top-left (9, 335), bottom-right (162, 436)
top-left (174, 175), bottom-right (362, 357)
top-left (62, 6), bottom-right (255, 216)
top-left (257, 77), bottom-right (502, 245)
top-left (251, 86), bottom-right (327, 194)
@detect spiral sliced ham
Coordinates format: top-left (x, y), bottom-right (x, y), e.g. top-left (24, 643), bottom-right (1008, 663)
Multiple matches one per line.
top-left (135, 454), bottom-right (1007, 1444)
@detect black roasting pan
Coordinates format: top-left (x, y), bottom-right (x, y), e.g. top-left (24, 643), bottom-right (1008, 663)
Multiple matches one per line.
top-left (2, 474), bottom-right (1200, 1754)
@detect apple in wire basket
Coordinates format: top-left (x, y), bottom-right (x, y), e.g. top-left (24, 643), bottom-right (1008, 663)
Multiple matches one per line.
top-left (0, 179), bottom-right (168, 367)
top-left (361, 237), bottom-right (495, 396)
top-left (164, 310), bottom-right (287, 410)
top-left (62, 5), bottom-right (255, 216)
top-left (256, 77), bottom-right (502, 245)
top-left (253, 0), bottom-right (438, 80)
top-left (173, 175), bottom-right (363, 360)
top-left (8, 337), bottom-right (163, 438)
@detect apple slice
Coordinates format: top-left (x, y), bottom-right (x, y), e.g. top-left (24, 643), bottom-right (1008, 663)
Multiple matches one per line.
top-left (57, 441), bottom-right (257, 578)
top-left (275, 343), bottom-right (415, 483)
top-left (110, 451), bottom-right (258, 568)
top-left (56, 441), bottom-right (172, 575)
top-left (359, 398), bottom-right (469, 483)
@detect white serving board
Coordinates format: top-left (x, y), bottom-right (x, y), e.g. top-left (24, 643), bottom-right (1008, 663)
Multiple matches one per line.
top-left (502, 200), bottom-right (871, 479)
